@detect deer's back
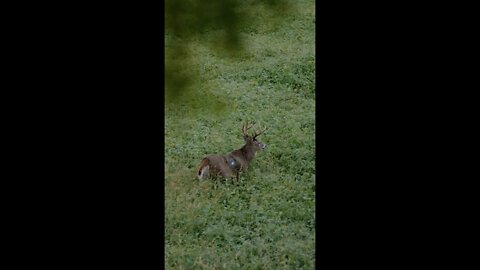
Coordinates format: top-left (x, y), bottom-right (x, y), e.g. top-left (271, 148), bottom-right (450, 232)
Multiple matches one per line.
top-left (205, 154), bottom-right (233, 177)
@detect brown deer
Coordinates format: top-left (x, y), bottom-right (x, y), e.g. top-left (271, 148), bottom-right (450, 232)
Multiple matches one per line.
top-left (197, 121), bottom-right (266, 184)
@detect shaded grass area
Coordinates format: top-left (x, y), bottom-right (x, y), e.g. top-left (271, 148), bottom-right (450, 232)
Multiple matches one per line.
top-left (165, 0), bottom-right (315, 268)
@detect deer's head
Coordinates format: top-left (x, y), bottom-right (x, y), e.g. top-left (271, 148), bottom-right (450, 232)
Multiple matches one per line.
top-left (242, 121), bottom-right (267, 152)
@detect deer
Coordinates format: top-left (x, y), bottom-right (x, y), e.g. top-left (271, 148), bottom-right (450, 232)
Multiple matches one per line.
top-left (197, 121), bottom-right (267, 184)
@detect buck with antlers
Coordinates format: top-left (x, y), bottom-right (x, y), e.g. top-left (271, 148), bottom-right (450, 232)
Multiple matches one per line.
top-left (197, 121), bottom-right (267, 184)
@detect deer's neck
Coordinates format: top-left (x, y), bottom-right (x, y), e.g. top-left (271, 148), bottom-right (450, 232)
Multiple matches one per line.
top-left (238, 145), bottom-right (256, 163)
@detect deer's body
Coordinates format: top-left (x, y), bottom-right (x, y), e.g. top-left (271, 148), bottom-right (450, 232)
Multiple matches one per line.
top-left (197, 121), bottom-right (266, 183)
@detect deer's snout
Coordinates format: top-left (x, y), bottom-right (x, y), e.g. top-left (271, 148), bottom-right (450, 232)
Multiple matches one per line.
top-left (260, 143), bottom-right (266, 149)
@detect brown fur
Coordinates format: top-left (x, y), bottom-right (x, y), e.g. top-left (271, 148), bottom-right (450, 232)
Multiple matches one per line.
top-left (197, 121), bottom-right (266, 184)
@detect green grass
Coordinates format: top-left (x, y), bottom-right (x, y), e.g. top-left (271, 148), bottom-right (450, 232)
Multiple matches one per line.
top-left (165, 0), bottom-right (315, 268)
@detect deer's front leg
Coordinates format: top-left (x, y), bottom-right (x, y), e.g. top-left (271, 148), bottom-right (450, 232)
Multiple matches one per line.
top-left (233, 171), bottom-right (239, 185)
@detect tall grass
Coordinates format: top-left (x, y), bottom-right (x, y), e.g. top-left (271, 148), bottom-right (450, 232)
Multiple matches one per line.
top-left (165, 0), bottom-right (315, 268)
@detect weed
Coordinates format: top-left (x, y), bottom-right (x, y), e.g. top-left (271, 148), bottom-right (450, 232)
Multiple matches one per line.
top-left (165, 0), bottom-right (315, 268)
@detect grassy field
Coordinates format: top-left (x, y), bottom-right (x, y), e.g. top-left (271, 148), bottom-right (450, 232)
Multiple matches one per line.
top-left (165, 0), bottom-right (315, 268)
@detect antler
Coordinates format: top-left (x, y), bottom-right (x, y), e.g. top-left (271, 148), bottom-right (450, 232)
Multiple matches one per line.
top-left (242, 120), bottom-right (256, 137)
top-left (253, 125), bottom-right (267, 139)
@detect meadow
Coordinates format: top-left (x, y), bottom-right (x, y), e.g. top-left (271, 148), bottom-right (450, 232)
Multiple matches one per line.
top-left (165, 0), bottom-right (315, 268)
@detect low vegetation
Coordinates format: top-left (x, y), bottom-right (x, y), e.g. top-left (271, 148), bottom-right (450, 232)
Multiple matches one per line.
top-left (165, 0), bottom-right (315, 268)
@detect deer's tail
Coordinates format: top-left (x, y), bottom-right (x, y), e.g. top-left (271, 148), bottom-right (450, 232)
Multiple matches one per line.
top-left (197, 158), bottom-right (210, 180)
